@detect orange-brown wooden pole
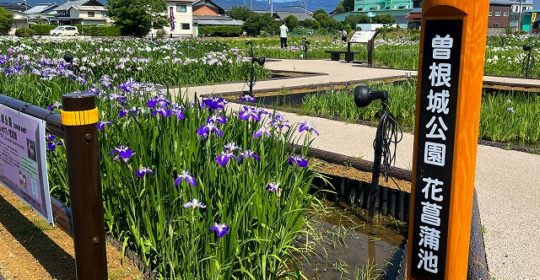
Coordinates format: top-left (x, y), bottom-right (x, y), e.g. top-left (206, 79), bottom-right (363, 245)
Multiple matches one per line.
top-left (407, 1), bottom-right (489, 280)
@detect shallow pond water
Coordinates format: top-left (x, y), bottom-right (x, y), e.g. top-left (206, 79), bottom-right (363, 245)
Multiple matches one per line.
top-left (298, 201), bottom-right (406, 280)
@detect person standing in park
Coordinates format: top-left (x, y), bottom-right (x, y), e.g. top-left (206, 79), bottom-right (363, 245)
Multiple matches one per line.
top-left (341, 29), bottom-right (348, 42)
top-left (280, 22), bottom-right (289, 48)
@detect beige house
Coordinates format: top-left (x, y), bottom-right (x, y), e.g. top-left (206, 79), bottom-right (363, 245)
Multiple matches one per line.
top-left (164, 0), bottom-right (196, 37)
top-left (54, 0), bottom-right (112, 25)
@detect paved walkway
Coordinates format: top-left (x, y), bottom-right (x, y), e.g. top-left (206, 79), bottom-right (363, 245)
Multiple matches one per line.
top-left (181, 59), bottom-right (540, 280)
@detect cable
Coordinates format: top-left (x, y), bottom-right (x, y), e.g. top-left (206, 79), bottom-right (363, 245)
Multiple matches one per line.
top-left (375, 102), bottom-right (403, 183)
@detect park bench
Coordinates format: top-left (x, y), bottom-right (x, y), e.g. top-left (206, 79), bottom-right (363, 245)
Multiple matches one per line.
top-left (326, 30), bottom-right (379, 65)
top-left (325, 50), bottom-right (359, 62)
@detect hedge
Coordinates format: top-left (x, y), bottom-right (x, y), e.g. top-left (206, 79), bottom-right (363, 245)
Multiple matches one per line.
top-left (75, 25), bottom-right (121, 36)
top-left (30, 24), bottom-right (121, 36)
top-left (30, 24), bottom-right (56, 35)
top-left (199, 25), bottom-right (242, 37)
top-left (15, 27), bottom-right (36, 37)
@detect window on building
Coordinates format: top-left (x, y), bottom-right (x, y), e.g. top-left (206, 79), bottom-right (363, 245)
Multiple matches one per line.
top-left (182, 23), bottom-right (190, 30)
top-left (489, 10), bottom-right (493, 16)
top-left (495, 10), bottom-right (501, 16)
top-left (88, 11), bottom-right (95, 17)
top-left (503, 11), bottom-right (509, 16)
top-left (177, 4), bottom-right (187, 13)
top-left (494, 23), bottom-right (499, 28)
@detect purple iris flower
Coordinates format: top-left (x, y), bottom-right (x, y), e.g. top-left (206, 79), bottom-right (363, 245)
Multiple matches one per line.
top-left (207, 114), bottom-right (227, 125)
top-left (46, 136), bottom-right (63, 151)
top-left (175, 171), bottom-right (197, 187)
top-left (238, 150), bottom-right (260, 163)
top-left (238, 106), bottom-right (262, 122)
top-left (298, 121), bottom-right (320, 136)
top-left (196, 123), bottom-right (223, 139)
top-left (111, 146), bottom-right (135, 163)
top-left (119, 107), bottom-right (139, 118)
top-left (183, 199), bottom-right (206, 209)
top-left (224, 142), bottom-right (241, 152)
top-left (147, 96), bottom-right (169, 109)
top-left (271, 114), bottom-right (291, 130)
top-left (265, 182), bottom-right (281, 193)
top-left (241, 94), bottom-right (256, 103)
top-left (47, 101), bottom-right (62, 111)
top-left (202, 97), bottom-right (226, 111)
top-left (216, 151), bottom-right (236, 167)
top-left (172, 107), bottom-right (185, 120)
top-left (288, 155), bottom-right (308, 168)
top-left (253, 127), bottom-right (272, 139)
top-left (152, 107), bottom-right (171, 117)
top-left (209, 223), bottom-right (229, 238)
top-left (100, 75), bottom-right (113, 88)
top-left (135, 167), bottom-right (154, 178)
top-left (97, 121), bottom-right (112, 131)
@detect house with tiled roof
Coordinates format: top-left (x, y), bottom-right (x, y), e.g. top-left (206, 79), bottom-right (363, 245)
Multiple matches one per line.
top-left (54, 0), bottom-right (111, 25)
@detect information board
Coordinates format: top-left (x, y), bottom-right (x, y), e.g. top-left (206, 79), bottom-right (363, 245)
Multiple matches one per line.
top-left (0, 104), bottom-right (52, 224)
top-left (409, 19), bottom-right (463, 280)
top-left (349, 30), bottom-right (377, 44)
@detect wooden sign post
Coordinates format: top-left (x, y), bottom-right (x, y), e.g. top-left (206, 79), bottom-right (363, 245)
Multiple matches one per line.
top-left (407, 1), bottom-right (489, 280)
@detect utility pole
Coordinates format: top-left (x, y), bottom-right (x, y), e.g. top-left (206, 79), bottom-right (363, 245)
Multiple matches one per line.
top-left (518, 0), bottom-right (523, 31)
top-left (270, 0), bottom-right (273, 16)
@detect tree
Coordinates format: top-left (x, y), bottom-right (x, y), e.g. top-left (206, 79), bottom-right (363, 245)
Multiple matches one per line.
top-left (373, 14), bottom-right (395, 25)
top-left (343, 14), bottom-right (371, 29)
top-left (108, 0), bottom-right (166, 37)
top-left (312, 9), bottom-right (340, 30)
top-left (300, 19), bottom-right (320, 29)
top-left (335, 0), bottom-right (355, 13)
top-left (228, 6), bottom-right (252, 21)
top-left (284, 15), bottom-right (299, 30)
top-left (0, 7), bottom-right (13, 35)
top-left (242, 13), bottom-right (279, 36)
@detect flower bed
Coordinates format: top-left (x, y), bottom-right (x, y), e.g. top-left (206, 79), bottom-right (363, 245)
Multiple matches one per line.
top-left (0, 37), bottom-right (269, 88)
top-left (216, 34), bottom-right (540, 78)
top-left (248, 79), bottom-right (540, 149)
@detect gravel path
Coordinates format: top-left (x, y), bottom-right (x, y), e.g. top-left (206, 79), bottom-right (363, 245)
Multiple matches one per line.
top-left (180, 59), bottom-right (540, 280)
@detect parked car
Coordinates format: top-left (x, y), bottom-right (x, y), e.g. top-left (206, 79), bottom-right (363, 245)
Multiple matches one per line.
top-left (49, 26), bottom-right (79, 36)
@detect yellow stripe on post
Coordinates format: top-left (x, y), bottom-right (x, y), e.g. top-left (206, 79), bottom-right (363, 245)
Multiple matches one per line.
top-left (61, 108), bottom-right (99, 126)
top-left (407, 1), bottom-right (489, 280)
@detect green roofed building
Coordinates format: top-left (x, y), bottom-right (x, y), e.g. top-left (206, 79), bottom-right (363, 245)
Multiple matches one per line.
top-left (350, 0), bottom-right (413, 26)
top-left (354, 0), bottom-right (413, 12)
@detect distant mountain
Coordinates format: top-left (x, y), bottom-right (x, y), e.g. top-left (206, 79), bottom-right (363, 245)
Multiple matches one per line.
top-left (20, 0), bottom-right (339, 12)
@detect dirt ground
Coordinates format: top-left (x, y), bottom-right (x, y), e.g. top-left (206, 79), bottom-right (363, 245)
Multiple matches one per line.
top-left (0, 187), bottom-right (144, 280)
top-left (311, 158), bottom-right (412, 193)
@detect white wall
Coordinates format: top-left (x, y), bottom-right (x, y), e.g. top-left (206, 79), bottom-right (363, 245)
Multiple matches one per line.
top-left (166, 1), bottom-right (194, 37)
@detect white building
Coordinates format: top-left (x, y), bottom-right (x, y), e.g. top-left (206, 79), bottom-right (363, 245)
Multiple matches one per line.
top-left (164, 0), bottom-right (196, 37)
top-left (54, 0), bottom-right (112, 25)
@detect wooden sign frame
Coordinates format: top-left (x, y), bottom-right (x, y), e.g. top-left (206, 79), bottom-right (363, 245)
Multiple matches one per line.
top-left (407, 2), bottom-right (490, 279)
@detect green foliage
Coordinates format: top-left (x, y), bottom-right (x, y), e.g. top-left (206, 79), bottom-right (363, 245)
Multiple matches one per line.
top-left (15, 27), bottom-right (36, 37)
top-left (284, 15), bottom-right (299, 30)
top-left (300, 80), bottom-right (540, 146)
top-left (75, 25), bottom-right (121, 36)
top-left (29, 24), bottom-right (57, 35)
top-left (312, 9), bottom-right (340, 30)
top-left (243, 13), bottom-right (279, 36)
top-left (343, 14), bottom-right (371, 29)
top-left (300, 19), bottom-right (320, 29)
top-left (373, 14), bottom-right (395, 25)
top-left (228, 6), bottom-right (252, 21)
top-left (336, 0), bottom-right (355, 13)
top-left (107, 0), bottom-right (166, 37)
top-left (199, 25), bottom-right (242, 37)
top-left (0, 7), bottom-right (13, 35)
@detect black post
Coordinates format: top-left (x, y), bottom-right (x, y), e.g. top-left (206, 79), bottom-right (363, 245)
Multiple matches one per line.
top-left (62, 93), bottom-right (107, 280)
top-left (368, 39), bottom-right (375, 67)
top-left (367, 108), bottom-right (386, 220)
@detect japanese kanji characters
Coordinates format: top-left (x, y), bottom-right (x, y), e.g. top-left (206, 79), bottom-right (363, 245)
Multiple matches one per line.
top-left (417, 249), bottom-right (439, 274)
top-left (424, 142), bottom-right (446, 167)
